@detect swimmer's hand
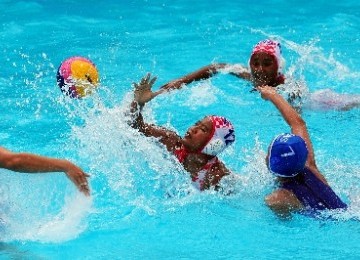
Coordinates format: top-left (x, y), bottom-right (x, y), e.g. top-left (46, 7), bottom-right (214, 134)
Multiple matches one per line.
top-left (133, 73), bottom-right (158, 106)
top-left (63, 161), bottom-right (90, 196)
top-left (256, 85), bottom-right (277, 100)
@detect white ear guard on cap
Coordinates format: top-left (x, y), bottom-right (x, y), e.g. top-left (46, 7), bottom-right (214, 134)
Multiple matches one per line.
top-left (201, 116), bottom-right (235, 156)
top-left (202, 138), bottom-right (226, 156)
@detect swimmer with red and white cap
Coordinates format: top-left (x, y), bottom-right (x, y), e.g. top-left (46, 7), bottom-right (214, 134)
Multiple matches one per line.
top-left (129, 73), bottom-right (235, 190)
top-left (156, 39), bottom-right (360, 111)
top-left (159, 39), bottom-right (285, 91)
top-left (154, 39), bottom-right (303, 109)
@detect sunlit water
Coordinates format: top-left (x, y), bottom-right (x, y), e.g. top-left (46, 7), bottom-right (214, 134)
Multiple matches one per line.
top-left (1, 0), bottom-right (359, 259)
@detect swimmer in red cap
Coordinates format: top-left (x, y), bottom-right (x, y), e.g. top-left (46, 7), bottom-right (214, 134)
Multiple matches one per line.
top-left (129, 73), bottom-right (235, 191)
top-left (157, 39), bottom-right (360, 111)
top-left (159, 39), bottom-right (285, 90)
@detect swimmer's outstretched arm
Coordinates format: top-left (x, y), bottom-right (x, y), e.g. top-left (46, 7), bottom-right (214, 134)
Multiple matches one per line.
top-left (257, 85), bottom-right (327, 184)
top-left (0, 147), bottom-right (90, 196)
top-left (129, 73), bottom-right (181, 152)
top-left (159, 63), bottom-right (250, 92)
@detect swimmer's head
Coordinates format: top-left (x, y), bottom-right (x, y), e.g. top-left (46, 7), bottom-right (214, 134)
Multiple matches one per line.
top-left (249, 39), bottom-right (285, 86)
top-left (200, 115), bottom-right (235, 156)
top-left (267, 133), bottom-right (308, 177)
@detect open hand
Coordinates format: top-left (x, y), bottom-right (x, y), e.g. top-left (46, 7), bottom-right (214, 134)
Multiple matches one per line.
top-left (133, 73), bottom-right (157, 106)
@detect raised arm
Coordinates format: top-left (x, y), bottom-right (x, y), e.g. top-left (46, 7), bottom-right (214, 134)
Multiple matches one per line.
top-left (129, 74), bottom-right (181, 152)
top-left (256, 86), bottom-right (317, 170)
top-left (160, 63), bottom-right (250, 92)
top-left (160, 64), bottom-right (225, 91)
top-left (0, 147), bottom-right (90, 196)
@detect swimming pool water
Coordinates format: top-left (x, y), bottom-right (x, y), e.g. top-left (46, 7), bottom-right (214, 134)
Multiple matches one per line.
top-left (1, 0), bottom-right (360, 259)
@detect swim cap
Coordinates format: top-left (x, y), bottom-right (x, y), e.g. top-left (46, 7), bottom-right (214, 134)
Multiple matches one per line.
top-left (201, 116), bottom-right (235, 156)
top-left (268, 133), bottom-right (308, 177)
top-left (250, 39), bottom-right (285, 82)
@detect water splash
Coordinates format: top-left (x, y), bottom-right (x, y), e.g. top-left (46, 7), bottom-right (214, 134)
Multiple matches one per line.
top-left (0, 174), bottom-right (92, 243)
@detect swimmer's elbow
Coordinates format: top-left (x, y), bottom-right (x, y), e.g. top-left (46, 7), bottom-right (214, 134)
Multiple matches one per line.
top-left (298, 116), bottom-right (306, 125)
top-left (265, 195), bottom-right (281, 210)
top-left (265, 196), bottom-right (292, 218)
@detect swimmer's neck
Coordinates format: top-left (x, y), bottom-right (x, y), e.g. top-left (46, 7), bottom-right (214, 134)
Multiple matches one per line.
top-left (183, 153), bottom-right (215, 172)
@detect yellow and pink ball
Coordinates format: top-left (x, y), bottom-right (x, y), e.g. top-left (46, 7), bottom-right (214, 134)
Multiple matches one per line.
top-left (57, 57), bottom-right (99, 98)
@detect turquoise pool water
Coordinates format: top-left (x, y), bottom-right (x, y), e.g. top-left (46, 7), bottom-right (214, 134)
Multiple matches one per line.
top-left (1, 0), bottom-right (360, 259)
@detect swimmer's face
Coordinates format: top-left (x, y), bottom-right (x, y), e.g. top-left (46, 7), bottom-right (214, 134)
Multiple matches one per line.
top-left (182, 117), bottom-right (213, 152)
top-left (250, 52), bottom-right (278, 87)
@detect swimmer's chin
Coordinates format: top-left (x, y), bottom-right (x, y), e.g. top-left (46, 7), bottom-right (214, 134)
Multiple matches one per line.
top-left (180, 135), bottom-right (192, 148)
top-left (182, 132), bottom-right (191, 140)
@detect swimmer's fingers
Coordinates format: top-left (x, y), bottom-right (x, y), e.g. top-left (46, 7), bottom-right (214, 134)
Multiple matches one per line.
top-left (133, 74), bottom-right (158, 105)
top-left (139, 73), bottom-right (150, 85)
top-left (149, 76), bottom-right (157, 87)
top-left (64, 164), bottom-right (91, 196)
top-left (132, 82), bottom-right (139, 89)
top-left (133, 77), bottom-right (157, 105)
top-left (141, 73), bottom-right (156, 89)
top-left (133, 81), bottom-right (148, 92)
top-left (256, 85), bottom-right (277, 100)
top-left (137, 74), bottom-right (156, 88)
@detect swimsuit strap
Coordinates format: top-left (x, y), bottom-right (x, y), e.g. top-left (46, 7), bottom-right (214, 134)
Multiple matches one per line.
top-left (174, 143), bottom-right (189, 163)
top-left (174, 143), bottom-right (219, 190)
top-left (192, 156), bottom-right (218, 190)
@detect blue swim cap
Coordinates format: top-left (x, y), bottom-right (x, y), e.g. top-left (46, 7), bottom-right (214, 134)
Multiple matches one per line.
top-left (268, 133), bottom-right (308, 177)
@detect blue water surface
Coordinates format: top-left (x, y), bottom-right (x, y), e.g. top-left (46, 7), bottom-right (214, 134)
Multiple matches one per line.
top-left (1, 0), bottom-right (360, 259)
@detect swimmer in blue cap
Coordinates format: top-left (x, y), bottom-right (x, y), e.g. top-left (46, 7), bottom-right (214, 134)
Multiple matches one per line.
top-left (129, 73), bottom-right (235, 191)
top-left (257, 85), bottom-right (347, 217)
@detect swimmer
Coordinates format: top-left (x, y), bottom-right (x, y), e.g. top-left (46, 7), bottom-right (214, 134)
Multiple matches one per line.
top-left (159, 39), bottom-right (288, 95)
top-left (304, 88), bottom-right (360, 111)
top-left (162, 39), bottom-right (285, 89)
top-left (0, 147), bottom-right (90, 196)
top-left (129, 73), bottom-right (235, 190)
top-left (257, 85), bottom-right (347, 217)
top-left (158, 39), bottom-right (360, 111)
